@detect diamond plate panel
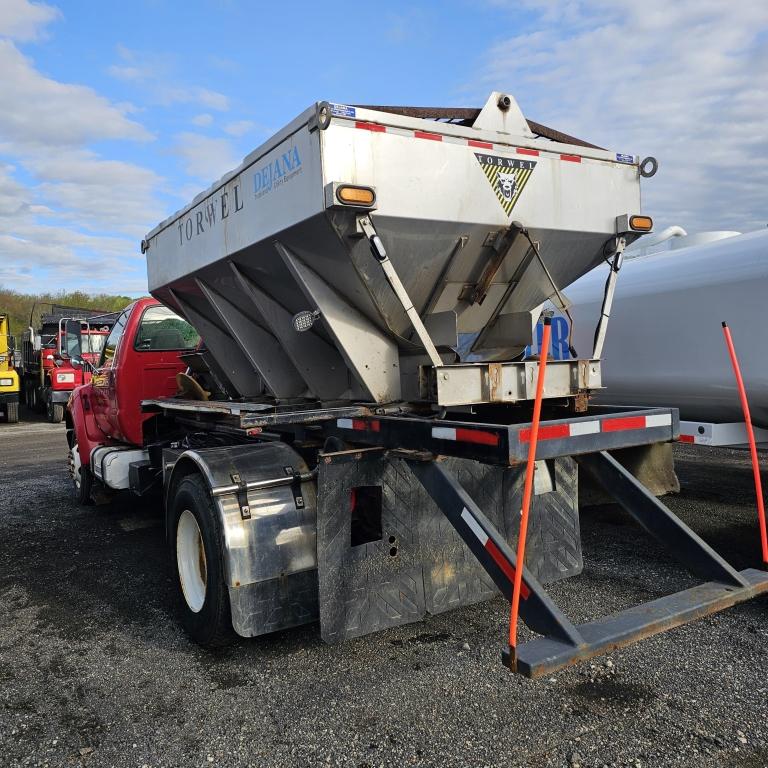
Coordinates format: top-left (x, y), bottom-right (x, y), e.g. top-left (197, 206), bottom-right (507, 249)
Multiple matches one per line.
top-left (317, 454), bottom-right (426, 643)
top-left (421, 458), bottom-right (504, 615)
top-left (317, 452), bottom-right (582, 644)
top-left (229, 570), bottom-right (319, 637)
top-left (503, 456), bottom-right (583, 583)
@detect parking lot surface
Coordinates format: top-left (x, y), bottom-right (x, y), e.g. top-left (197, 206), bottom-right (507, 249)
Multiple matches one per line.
top-left (1, 414), bottom-right (766, 767)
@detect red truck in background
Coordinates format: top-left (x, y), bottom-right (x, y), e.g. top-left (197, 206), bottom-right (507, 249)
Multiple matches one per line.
top-left (20, 305), bottom-right (118, 423)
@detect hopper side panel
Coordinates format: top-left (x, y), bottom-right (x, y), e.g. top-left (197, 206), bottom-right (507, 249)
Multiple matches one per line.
top-left (146, 126), bottom-right (323, 294)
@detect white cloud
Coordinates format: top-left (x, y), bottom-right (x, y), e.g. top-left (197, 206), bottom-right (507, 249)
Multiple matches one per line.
top-left (192, 113), bottom-right (214, 127)
top-left (0, 0), bottom-right (59, 41)
top-left (107, 45), bottom-right (230, 111)
top-left (0, 40), bottom-right (152, 148)
top-left (173, 133), bottom-right (241, 183)
top-left (223, 120), bottom-right (254, 137)
top-left (0, 34), bottom-right (159, 293)
top-left (473, 0), bottom-right (768, 233)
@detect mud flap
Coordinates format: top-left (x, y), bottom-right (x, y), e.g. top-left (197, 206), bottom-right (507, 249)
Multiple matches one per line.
top-left (316, 450), bottom-right (582, 643)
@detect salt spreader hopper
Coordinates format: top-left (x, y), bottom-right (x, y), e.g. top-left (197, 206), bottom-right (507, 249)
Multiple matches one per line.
top-left (137, 92), bottom-right (768, 676)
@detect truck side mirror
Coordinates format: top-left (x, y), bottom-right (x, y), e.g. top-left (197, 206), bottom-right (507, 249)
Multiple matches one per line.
top-left (63, 319), bottom-right (82, 362)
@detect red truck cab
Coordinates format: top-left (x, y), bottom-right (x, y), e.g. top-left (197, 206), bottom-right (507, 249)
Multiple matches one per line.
top-left (67, 298), bottom-right (199, 501)
top-left (22, 313), bottom-right (115, 422)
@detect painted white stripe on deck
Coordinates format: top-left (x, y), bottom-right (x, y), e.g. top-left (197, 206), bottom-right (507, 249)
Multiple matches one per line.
top-left (569, 420), bottom-right (600, 436)
top-left (460, 507), bottom-right (488, 546)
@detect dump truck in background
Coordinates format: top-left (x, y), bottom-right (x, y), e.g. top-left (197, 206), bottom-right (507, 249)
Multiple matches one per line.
top-left (66, 92), bottom-right (768, 677)
top-left (20, 305), bottom-right (118, 423)
top-left (0, 312), bottom-right (20, 423)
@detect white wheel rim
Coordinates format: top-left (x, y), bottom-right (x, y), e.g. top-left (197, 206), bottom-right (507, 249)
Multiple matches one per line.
top-left (70, 444), bottom-right (82, 489)
top-left (177, 509), bottom-right (207, 613)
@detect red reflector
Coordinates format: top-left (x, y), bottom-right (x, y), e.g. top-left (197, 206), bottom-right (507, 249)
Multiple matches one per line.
top-left (355, 121), bottom-right (385, 132)
top-left (468, 139), bottom-right (493, 149)
top-left (414, 131), bottom-right (442, 141)
top-left (560, 154), bottom-right (582, 163)
top-left (486, 539), bottom-right (530, 599)
top-left (520, 423), bottom-right (569, 442)
top-left (455, 428), bottom-right (499, 446)
top-left (679, 434), bottom-right (695, 443)
top-left (602, 416), bottom-right (646, 432)
top-left (351, 419), bottom-right (380, 431)
top-left (517, 147), bottom-right (539, 156)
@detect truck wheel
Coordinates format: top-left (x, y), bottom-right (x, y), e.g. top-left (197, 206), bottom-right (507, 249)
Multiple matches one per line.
top-left (47, 399), bottom-right (64, 423)
top-left (5, 402), bottom-right (19, 423)
top-left (171, 475), bottom-right (234, 647)
top-left (69, 443), bottom-right (94, 505)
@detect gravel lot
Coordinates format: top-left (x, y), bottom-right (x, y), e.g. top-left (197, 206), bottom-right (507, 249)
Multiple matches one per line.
top-left (1, 413), bottom-right (766, 767)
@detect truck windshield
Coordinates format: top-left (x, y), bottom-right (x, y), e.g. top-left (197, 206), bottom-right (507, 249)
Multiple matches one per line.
top-left (134, 306), bottom-right (200, 351)
top-left (82, 333), bottom-right (107, 355)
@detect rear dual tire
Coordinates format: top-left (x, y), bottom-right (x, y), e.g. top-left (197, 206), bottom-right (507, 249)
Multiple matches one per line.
top-left (47, 398), bottom-right (64, 423)
top-left (171, 475), bottom-right (234, 647)
top-left (5, 402), bottom-right (18, 423)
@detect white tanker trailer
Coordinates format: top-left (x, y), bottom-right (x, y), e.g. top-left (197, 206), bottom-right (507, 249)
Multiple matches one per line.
top-left (557, 229), bottom-right (768, 443)
top-left (66, 91), bottom-right (768, 679)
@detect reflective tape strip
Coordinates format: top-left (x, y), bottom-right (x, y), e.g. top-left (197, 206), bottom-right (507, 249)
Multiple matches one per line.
top-left (602, 415), bottom-right (647, 432)
top-left (414, 130), bottom-right (442, 141)
top-left (521, 413), bottom-right (671, 442)
top-left (347, 122), bottom-right (582, 163)
top-left (569, 420), bottom-right (600, 436)
top-left (432, 426), bottom-right (500, 445)
top-left (336, 418), bottom-right (380, 431)
top-left (486, 539), bottom-right (531, 599)
top-left (645, 413), bottom-right (672, 428)
top-left (460, 507), bottom-right (530, 599)
top-left (679, 434), bottom-right (696, 443)
top-left (461, 507), bottom-right (488, 546)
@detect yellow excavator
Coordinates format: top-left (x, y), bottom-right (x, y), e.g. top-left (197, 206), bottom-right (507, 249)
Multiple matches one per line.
top-left (0, 312), bottom-right (20, 423)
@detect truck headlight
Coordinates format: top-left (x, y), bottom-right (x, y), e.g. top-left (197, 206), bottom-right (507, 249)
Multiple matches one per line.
top-left (56, 372), bottom-right (76, 384)
top-left (0, 377), bottom-right (13, 387)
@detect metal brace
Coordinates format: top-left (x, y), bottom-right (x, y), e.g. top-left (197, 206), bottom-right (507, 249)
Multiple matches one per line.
top-left (283, 465), bottom-right (305, 510)
top-left (358, 215), bottom-right (443, 369)
top-left (230, 472), bottom-right (251, 520)
top-left (592, 235), bottom-right (626, 359)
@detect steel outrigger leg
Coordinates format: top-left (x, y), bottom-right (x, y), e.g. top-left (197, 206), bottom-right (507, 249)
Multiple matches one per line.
top-left (406, 458), bottom-right (586, 675)
top-left (407, 454), bottom-right (768, 678)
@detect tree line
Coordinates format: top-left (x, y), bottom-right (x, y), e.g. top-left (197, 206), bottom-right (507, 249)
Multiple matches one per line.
top-left (0, 286), bottom-right (136, 339)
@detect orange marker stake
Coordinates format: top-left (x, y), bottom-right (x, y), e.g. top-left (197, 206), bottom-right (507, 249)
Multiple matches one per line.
top-left (722, 322), bottom-right (768, 565)
top-left (510, 317), bottom-right (552, 650)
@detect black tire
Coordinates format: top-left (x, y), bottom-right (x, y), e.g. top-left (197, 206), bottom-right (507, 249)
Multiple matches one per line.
top-left (171, 475), bottom-right (234, 647)
top-left (48, 398), bottom-right (64, 423)
top-left (5, 402), bottom-right (19, 423)
top-left (73, 453), bottom-right (94, 505)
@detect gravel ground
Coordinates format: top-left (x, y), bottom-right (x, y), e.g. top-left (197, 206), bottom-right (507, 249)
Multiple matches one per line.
top-left (1, 412), bottom-right (767, 767)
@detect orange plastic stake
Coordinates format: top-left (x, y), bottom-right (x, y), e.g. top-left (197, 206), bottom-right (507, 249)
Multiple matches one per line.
top-left (509, 317), bottom-right (552, 650)
top-left (722, 322), bottom-right (768, 565)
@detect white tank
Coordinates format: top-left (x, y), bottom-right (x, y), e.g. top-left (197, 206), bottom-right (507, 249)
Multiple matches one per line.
top-left (560, 229), bottom-right (768, 427)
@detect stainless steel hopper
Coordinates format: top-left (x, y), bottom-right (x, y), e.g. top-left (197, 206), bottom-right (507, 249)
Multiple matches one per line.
top-left (143, 92), bottom-right (649, 406)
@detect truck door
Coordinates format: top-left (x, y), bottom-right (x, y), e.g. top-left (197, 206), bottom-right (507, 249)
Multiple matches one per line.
top-left (91, 309), bottom-right (130, 439)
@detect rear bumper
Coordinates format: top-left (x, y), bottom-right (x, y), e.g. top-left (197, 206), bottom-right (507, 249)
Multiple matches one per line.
top-left (0, 391), bottom-right (19, 405)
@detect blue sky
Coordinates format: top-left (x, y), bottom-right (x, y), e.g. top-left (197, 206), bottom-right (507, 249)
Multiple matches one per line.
top-left (1, 0), bottom-right (766, 296)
